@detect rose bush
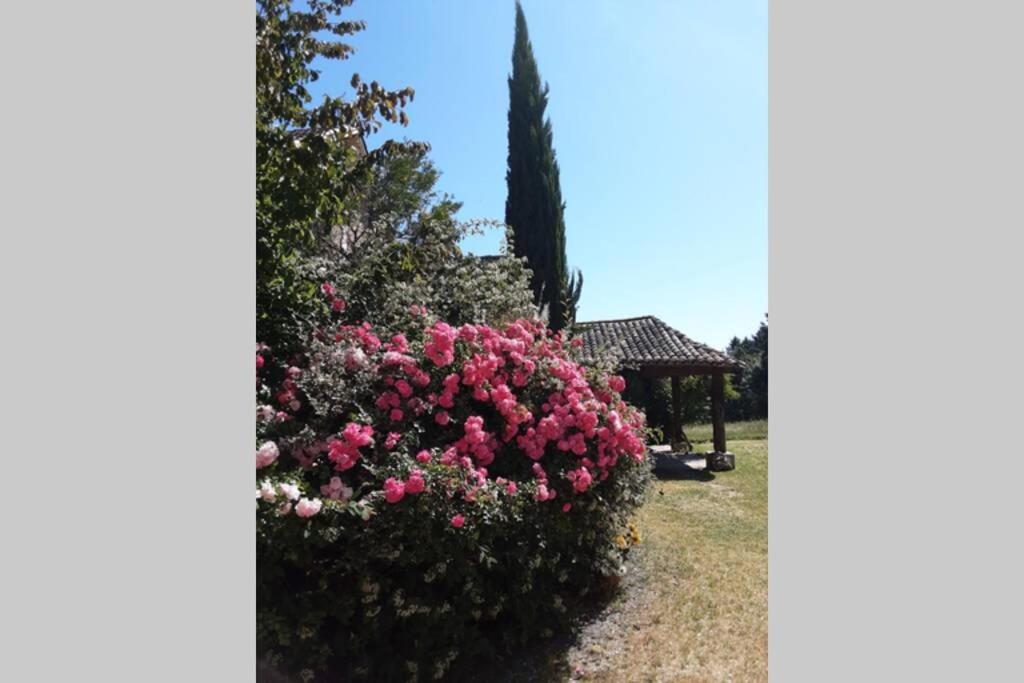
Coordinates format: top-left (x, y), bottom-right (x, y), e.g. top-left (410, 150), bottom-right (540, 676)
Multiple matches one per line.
top-left (257, 304), bottom-right (652, 681)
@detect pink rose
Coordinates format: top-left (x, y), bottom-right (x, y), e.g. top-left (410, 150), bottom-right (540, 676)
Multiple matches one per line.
top-left (256, 441), bottom-right (279, 469)
top-left (279, 482), bottom-right (301, 501)
top-left (295, 497), bottom-right (323, 518)
top-left (435, 411), bottom-right (450, 426)
top-left (415, 450), bottom-right (432, 463)
top-left (383, 477), bottom-right (406, 504)
top-left (450, 514), bottom-right (466, 528)
top-left (320, 476), bottom-right (349, 500)
top-left (405, 470), bottom-right (425, 495)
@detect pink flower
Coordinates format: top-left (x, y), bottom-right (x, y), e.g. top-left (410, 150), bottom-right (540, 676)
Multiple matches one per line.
top-left (435, 410), bottom-right (450, 426)
top-left (256, 441), bottom-right (279, 469)
top-left (320, 476), bottom-right (352, 501)
top-left (321, 282), bottom-right (334, 296)
top-left (608, 375), bottom-right (626, 393)
top-left (258, 480), bottom-right (276, 502)
top-left (424, 322), bottom-right (458, 367)
top-left (327, 423), bottom-right (374, 471)
top-left (331, 298), bottom-right (346, 312)
top-left (383, 477), bottom-right (406, 504)
top-left (256, 354), bottom-right (264, 370)
top-left (389, 408), bottom-right (404, 422)
top-left (506, 481), bottom-right (518, 495)
top-left (279, 482), bottom-right (301, 501)
top-left (562, 503), bottom-right (572, 513)
top-left (385, 432), bottom-right (401, 449)
top-left (405, 470), bottom-right (425, 495)
top-left (295, 497), bottom-right (323, 518)
top-left (569, 467), bottom-right (593, 493)
top-left (415, 450), bottom-right (433, 463)
top-left (450, 514), bottom-right (466, 528)
top-left (395, 379), bottom-right (413, 398)
top-left (343, 346), bottom-right (368, 370)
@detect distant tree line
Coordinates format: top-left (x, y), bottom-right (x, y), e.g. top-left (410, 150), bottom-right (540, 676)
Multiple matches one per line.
top-left (725, 315), bottom-right (768, 421)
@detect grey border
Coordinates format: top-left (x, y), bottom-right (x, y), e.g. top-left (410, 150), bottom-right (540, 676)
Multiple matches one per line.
top-left (771, 1), bottom-right (1024, 680)
top-left (1, 1), bottom-right (254, 680)
top-left (6, 0), bottom-right (1024, 680)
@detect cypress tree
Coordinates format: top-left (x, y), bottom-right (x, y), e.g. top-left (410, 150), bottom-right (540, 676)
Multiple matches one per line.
top-left (505, 1), bottom-right (581, 330)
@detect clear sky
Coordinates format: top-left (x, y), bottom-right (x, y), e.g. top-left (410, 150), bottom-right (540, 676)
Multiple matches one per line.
top-left (308, 0), bottom-right (766, 350)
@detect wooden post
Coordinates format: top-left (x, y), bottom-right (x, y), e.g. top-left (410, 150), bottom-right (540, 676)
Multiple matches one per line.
top-left (670, 375), bottom-right (682, 448)
top-left (710, 371), bottom-right (726, 453)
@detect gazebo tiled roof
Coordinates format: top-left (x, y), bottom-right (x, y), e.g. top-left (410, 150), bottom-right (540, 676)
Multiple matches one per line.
top-left (575, 316), bottom-right (741, 372)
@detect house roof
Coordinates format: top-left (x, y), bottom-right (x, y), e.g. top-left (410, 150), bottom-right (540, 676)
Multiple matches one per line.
top-left (574, 316), bottom-right (742, 372)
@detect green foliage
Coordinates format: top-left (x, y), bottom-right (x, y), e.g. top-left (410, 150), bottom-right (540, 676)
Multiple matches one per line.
top-left (257, 0), bottom-right (418, 353)
top-left (258, 459), bottom-right (652, 681)
top-left (256, 317), bottom-right (653, 680)
top-left (505, 2), bottom-right (580, 331)
top-left (303, 145), bottom-right (537, 335)
top-left (726, 315), bottom-right (768, 420)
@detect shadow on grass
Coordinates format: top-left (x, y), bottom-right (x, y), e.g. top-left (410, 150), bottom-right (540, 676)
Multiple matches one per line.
top-left (467, 572), bottom-right (632, 683)
top-left (649, 453), bottom-right (717, 482)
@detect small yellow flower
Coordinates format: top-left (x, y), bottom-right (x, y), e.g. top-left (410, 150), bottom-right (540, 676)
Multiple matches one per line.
top-left (614, 535), bottom-right (628, 549)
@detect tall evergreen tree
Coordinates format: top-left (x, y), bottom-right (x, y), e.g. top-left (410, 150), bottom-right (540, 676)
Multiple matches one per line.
top-left (505, 1), bottom-right (581, 330)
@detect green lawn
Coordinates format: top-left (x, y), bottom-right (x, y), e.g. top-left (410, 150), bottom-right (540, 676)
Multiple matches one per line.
top-left (564, 439), bottom-right (768, 682)
top-left (685, 419), bottom-right (768, 444)
top-left (491, 439), bottom-right (769, 682)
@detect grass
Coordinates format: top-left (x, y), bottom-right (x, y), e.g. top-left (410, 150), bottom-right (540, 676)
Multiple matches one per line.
top-left (564, 439), bottom-right (768, 682)
top-left (489, 439), bottom-right (768, 683)
top-left (684, 419), bottom-right (768, 444)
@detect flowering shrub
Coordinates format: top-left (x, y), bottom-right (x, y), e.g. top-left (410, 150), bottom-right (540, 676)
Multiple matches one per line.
top-left (256, 311), bottom-right (651, 681)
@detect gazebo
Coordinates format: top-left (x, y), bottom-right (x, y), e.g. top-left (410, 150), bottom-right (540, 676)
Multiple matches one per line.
top-left (575, 316), bottom-right (743, 471)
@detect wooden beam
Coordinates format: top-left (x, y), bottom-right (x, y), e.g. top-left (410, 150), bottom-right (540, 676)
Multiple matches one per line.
top-left (640, 364), bottom-right (741, 378)
top-left (670, 376), bottom-right (682, 447)
top-left (710, 371), bottom-right (726, 453)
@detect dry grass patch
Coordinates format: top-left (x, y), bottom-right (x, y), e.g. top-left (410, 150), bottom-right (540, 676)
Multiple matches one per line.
top-left (566, 440), bottom-right (768, 682)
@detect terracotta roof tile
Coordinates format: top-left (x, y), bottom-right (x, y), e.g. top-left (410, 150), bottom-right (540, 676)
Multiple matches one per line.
top-left (575, 316), bottom-right (741, 371)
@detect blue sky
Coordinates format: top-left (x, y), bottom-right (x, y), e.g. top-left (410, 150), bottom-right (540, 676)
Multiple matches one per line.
top-left (309, 0), bottom-right (766, 350)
